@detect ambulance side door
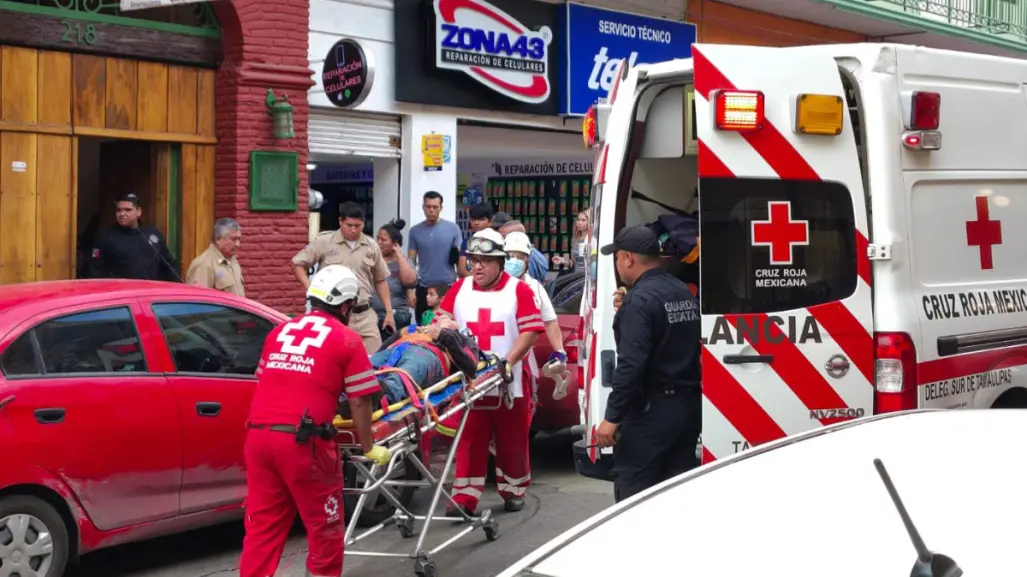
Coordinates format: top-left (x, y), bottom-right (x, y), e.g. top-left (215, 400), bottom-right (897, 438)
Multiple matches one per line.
top-left (692, 44), bottom-right (875, 463)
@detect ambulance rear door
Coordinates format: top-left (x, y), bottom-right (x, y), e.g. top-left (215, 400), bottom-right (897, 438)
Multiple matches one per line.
top-left (693, 44), bottom-right (875, 463)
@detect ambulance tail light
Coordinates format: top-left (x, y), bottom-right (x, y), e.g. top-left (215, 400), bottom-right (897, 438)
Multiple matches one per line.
top-left (714, 90), bottom-right (764, 132)
top-left (901, 91), bottom-right (942, 151)
top-left (874, 332), bottom-right (919, 414)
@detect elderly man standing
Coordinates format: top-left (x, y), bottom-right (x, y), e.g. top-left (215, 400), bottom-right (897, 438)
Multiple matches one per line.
top-left (292, 202), bottom-right (395, 353)
top-left (498, 219), bottom-right (548, 283)
top-left (187, 218), bottom-right (245, 296)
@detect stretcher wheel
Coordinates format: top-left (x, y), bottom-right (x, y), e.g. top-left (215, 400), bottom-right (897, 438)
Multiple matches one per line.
top-left (344, 452), bottom-right (421, 528)
top-left (414, 559), bottom-right (438, 577)
top-left (483, 519), bottom-right (500, 542)
top-left (398, 517), bottom-right (416, 538)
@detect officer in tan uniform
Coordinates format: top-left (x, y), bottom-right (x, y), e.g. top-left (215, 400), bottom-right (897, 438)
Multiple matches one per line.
top-left (187, 218), bottom-right (245, 296)
top-left (292, 202), bottom-right (395, 352)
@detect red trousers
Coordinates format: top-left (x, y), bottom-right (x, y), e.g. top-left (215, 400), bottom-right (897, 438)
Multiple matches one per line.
top-left (239, 429), bottom-right (344, 577)
top-left (451, 393), bottom-right (533, 511)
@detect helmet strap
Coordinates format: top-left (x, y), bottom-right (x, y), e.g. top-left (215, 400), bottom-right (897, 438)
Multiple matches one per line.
top-left (478, 258), bottom-right (504, 290)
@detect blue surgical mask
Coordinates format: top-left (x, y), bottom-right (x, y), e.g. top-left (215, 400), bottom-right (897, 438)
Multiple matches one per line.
top-left (504, 259), bottom-right (525, 278)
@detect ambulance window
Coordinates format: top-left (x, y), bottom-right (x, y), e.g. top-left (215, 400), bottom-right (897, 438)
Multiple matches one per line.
top-left (699, 178), bottom-right (857, 314)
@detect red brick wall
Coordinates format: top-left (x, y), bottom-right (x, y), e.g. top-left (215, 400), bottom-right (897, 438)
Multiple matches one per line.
top-left (212, 0), bottom-right (314, 315)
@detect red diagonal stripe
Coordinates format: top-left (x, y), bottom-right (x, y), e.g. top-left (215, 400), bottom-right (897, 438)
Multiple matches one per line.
top-left (724, 315), bottom-right (851, 426)
top-left (693, 46), bottom-right (820, 181)
top-left (808, 301), bottom-right (874, 384)
top-left (697, 139), bottom-right (734, 177)
top-left (701, 347), bottom-right (786, 445)
top-left (701, 446), bottom-right (716, 465)
top-left (856, 230), bottom-right (871, 286)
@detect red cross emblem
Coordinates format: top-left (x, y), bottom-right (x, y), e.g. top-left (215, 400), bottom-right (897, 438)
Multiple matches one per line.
top-left (277, 316), bottom-right (332, 355)
top-left (466, 308), bottom-right (506, 351)
top-left (966, 195), bottom-right (1002, 270)
top-left (751, 201), bottom-right (810, 266)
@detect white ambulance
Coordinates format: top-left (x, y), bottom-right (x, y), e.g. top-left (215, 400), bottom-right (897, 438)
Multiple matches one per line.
top-left (575, 42), bottom-right (1027, 478)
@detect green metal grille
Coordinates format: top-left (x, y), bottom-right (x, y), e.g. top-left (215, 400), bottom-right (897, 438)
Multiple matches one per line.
top-left (824, 0), bottom-right (1027, 51)
top-left (0, 0), bottom-right (220, 36)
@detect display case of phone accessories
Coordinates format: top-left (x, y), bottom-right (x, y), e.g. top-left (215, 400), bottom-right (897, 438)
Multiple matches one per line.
top-left (484, 175), bottom-right (590, 273)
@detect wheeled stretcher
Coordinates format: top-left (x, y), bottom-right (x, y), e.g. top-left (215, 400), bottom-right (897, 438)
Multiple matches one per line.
top-left (332, 355), bottom-right (506, 577)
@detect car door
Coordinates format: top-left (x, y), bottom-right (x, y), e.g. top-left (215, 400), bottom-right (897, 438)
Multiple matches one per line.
top-left (694, 44), bottom-right (874, 463)
top-left (0, 300), bottom-right (183, 530)
top-left (139, 298), bottom-right (277, 513)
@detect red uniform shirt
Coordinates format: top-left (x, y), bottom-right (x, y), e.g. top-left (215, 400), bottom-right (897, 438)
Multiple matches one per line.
top-left (438, 272), bottom-right (543, 333)
top-left (248, 310), bottom-right (377, 425)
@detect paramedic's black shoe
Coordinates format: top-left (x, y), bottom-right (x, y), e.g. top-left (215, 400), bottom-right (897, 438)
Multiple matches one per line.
top-left (504, 497), bottom-right (524, 512)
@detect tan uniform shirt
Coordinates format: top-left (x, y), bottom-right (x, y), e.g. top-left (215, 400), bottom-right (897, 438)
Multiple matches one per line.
top-left (186, 244), bottom-right (245, 297)
top-left (292, 231), bottom-right (389, 306)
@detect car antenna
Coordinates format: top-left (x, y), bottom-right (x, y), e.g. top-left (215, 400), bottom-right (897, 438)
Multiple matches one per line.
top-left (873, 458), bottom-right (963, 577)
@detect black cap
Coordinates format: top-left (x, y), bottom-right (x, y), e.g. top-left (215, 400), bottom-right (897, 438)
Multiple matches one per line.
top-left (491, 211), bottom-right (512, 229)
top-left (600, 225), bottom-right (660, 256)
top-left (469, 204), bottom-right (493, 220)
top-left (116, 192), bottom-right (140, 207)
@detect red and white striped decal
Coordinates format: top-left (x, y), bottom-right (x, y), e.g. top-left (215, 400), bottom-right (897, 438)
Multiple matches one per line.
top-left (693, 46), bottom-right (875, 464)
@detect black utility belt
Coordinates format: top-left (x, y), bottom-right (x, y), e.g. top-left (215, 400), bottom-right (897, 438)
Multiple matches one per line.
top-left (646, 387), bottom-right (700, 399)
top-left (247, 423), bottom-right (298, 434)
top-left (351, 303), bottom-right (371, 314)
top-left (248, 421), bottom-right (336, 442)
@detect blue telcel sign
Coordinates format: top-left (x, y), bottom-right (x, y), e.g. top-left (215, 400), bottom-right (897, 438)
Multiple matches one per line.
top-left (558, 3), bottom-right (696, 116)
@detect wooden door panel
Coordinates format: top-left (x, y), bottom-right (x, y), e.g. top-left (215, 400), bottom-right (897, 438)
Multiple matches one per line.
top-left (35, 135), bottom-right (76, 281)
top-left (178, 143), bottom-right (215, 275)
top-left (0, 132), bottom-right (38, 283)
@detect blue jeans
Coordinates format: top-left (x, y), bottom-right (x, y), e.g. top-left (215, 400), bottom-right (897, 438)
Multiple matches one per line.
top-left (370, 344), bottom-right (445, 404)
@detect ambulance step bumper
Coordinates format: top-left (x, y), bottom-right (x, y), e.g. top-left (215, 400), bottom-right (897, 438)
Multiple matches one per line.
top-left (573, 439), bottom-right (614, 482)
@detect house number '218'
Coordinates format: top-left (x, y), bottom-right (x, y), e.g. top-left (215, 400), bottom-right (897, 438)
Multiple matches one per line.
top-left (60, 20), bottom-right (98, 46)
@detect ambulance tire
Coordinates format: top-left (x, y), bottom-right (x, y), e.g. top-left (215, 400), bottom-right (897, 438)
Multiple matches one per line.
top-left (343, 454), bottom-right (420, 528)
top-left (991, 387), bottom-right (1027, 409)
top-left (0, 494), bottom-right (70, 577)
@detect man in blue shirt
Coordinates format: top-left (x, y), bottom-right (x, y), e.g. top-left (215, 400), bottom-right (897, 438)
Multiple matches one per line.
top-left (408, 191), bottom-right (463, 321)
top-left (499, 219), bottom-right (548, 283)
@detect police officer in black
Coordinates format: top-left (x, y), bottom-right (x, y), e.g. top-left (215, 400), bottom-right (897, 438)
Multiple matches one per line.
top-left (594, 225), bottom-right (702, 503)
top-left (88, 193), bottom-right (181, 281)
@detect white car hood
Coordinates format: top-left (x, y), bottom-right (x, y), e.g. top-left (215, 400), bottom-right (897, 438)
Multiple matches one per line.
top-left (505, 410), bottom-right (1027, 577)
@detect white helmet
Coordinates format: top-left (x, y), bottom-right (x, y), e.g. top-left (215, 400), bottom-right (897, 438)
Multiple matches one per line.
top-left (307, 265), bottom-right (360, 307)
top-left (466, 228), bottom-right (507, 258)
top-left (503, 231), bottom-right (532, 256)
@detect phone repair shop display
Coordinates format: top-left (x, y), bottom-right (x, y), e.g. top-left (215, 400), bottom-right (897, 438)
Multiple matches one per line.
top-left (486, 176), bottom-right (590, 272)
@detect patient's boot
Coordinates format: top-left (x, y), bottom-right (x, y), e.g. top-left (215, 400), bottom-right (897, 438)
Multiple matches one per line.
top-left (504, 497), bottom-right (525, 512)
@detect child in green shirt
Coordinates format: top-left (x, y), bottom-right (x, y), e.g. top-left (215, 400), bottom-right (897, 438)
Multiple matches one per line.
top-left (420, 285), bottom-right (447, 326)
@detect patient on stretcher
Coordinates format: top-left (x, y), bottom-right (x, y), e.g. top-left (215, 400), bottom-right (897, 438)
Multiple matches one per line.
top-left (337, 316), bottom-right (479, 418)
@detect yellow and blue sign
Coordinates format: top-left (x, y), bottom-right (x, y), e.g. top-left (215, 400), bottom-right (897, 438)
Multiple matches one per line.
top-left (557, 3), bottom-right (696, 116)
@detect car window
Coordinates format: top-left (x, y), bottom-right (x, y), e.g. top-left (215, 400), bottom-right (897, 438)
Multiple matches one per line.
top-left (151, 302), bottom-right (274, 376)
top-left (699, 177), bottom-right (858, 314)
top-left (33, 307), bottom-right (147, 374)
top-left (552, 272), bottom-right (586, 314)
top-left (1, 332), bottom-right (41, 377)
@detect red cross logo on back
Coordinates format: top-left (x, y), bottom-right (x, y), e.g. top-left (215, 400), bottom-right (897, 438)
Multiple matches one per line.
top-left (277, 316), bottom-right (332, 355)
top-left (466, 308), bottom-right (505, 351)
top-left (966, 195), bottom-right (1002, 270)
top-left (751, 201), bottom-right (810, 266)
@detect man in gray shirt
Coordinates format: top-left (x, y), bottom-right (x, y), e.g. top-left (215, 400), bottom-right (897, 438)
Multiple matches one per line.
top-left (408, 191), bottom-right (463, 321)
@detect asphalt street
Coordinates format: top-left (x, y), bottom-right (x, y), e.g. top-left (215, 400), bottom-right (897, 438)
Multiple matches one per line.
top-left (66, 432), bottom-right (611, 577)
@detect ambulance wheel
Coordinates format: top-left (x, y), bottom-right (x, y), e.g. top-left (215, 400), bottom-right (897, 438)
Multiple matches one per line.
top-left (992, 387), bottom-right (1027, 408)
top-left (414, 559), bottom-right (438, 577)
top-left (343, 453), bottom-right (420, 528)
top-left (0, 495), bottom-right (69, 577)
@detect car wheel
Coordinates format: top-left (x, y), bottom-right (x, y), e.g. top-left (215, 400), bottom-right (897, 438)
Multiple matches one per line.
top-left (343, 454), bottom-right (421, 528)
top-left (0, 495), bottom-right (69, 577)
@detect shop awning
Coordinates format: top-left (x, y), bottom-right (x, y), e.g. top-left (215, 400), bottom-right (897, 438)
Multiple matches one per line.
top-left (710, 0), bottom-right (1027, 56)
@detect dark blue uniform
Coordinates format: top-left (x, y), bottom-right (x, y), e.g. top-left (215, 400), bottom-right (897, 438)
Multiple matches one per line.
top-left (89, 224), bottom-right (180, 281)
top-left (608, 267), bottom-right (701, 502)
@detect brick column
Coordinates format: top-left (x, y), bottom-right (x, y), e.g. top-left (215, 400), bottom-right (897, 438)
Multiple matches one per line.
top-left (212, 0), bottom-right (314, 314)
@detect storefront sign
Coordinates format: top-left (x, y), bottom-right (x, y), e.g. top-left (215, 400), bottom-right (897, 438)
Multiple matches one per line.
top-left (433, 0), bottom-right (553, 104)
top-left (310, 166), bottom-right (373, 184)
top-left (558, 4), bottom-right (695, 115)
top-left (322, 39), bottom-right (374, 108)
top-left (422, 134), bottom-right (445, 172)
top-left (120, 0), bottom-right (209, 11)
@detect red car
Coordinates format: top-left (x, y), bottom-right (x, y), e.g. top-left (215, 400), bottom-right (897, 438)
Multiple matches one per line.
top-left (0, 280), bottom-right (289, 577)
top-left (530, 273), bottom-right (585, 435)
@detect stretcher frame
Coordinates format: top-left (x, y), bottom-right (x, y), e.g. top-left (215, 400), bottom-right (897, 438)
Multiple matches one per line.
top-left (334, 362), bottom-right (506, 577)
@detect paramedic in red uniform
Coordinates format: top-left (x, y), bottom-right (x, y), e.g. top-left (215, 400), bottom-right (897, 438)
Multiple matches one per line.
top-left (438, 228), bottom-right (544, 514)
top-left (239, 265), bottom-right (392, 577)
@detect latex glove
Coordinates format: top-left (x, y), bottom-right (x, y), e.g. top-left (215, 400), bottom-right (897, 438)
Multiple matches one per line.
top-left (364, 445), bottom-right (392, 466)
top-left (498, 359), bottom-right (514, 384)
top-left (547, 350), bottom-right (567, 365)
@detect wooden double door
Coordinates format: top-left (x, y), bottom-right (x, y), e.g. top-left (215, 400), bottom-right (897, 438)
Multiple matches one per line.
top-left (0, 45), bottom-right (218, 284)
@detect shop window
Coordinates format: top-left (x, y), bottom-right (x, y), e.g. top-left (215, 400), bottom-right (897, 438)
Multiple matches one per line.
top-left (700, 177), bottom-right (857, 314)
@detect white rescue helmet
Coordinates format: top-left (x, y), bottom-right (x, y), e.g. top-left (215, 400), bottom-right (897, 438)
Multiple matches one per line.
top-left (503, 231), bottom-right (532, 256)
top-left (306, 264), bottom-right (360, 307)
top-left (466, 228), bottom-right (507, 258)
